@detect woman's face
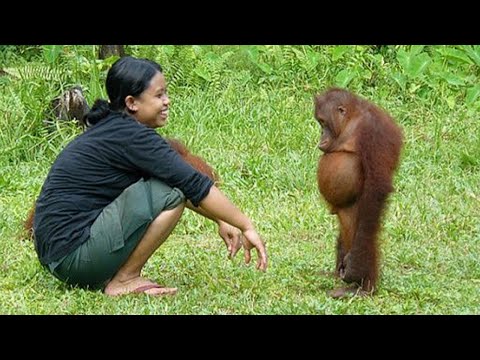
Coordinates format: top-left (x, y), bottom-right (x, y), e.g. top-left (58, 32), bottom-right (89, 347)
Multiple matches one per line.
top-left (129, 72), bottom-right (170, 128)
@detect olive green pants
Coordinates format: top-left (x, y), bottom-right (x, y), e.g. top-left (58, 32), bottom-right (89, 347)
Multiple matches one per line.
top-left (48, 178), bottom-right (185, 289)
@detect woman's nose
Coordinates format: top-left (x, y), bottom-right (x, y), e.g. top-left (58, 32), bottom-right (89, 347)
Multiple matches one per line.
top-left (163, 96), bottom-right (170, 106)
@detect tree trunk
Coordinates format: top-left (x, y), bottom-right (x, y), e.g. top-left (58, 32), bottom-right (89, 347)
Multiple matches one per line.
top-left (98, 45), bottom-right (125, 59)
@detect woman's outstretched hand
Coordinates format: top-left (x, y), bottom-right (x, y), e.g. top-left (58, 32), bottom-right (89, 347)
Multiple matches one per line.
top-left (241, 229), bottom-right (268, 271)
top-left (218, 221), bottom-right (243, 258)
top-left (218, 222), bottom-right (267, 271)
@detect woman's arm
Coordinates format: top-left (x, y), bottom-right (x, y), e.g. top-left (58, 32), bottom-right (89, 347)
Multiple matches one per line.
top-left (198, 186), bottom-right (253, 230)
top-left (185, 200), bottom-right (220, 223)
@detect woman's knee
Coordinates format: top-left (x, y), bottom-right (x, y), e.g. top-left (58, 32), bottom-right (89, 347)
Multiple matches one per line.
top-left (152, 201), bottom-right (185, 226)
top-left (145, 178), bottom-right (185, 215)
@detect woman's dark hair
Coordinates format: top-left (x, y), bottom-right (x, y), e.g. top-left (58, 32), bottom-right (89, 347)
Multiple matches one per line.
top-left (84, 56), bottom-right (163, 126)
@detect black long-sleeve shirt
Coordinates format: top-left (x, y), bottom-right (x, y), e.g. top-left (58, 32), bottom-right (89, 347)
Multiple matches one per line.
top-left (34, 113), bottom-right (214, 265)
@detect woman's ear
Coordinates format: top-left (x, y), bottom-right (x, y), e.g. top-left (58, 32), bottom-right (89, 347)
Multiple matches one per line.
top-left (125, 95), bottom-right (137, 113)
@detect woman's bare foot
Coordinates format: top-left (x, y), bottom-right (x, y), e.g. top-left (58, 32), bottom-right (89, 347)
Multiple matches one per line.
top-left (104, 276), bottom-right (178, 297)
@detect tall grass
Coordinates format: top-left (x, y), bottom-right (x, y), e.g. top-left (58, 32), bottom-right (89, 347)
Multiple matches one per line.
top-left (0, 45), bottom-right (478, 314)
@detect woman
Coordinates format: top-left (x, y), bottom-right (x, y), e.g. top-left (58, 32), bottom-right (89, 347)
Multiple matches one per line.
top-left (33, 56), bottom-right (268, 297)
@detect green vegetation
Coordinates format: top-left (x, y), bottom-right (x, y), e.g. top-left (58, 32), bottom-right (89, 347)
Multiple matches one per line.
top-left (0, 45), bottom-right (478, 314)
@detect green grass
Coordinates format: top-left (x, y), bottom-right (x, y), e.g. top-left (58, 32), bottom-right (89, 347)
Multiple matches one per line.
top-left (0, 45), bottom-right (479, 314)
